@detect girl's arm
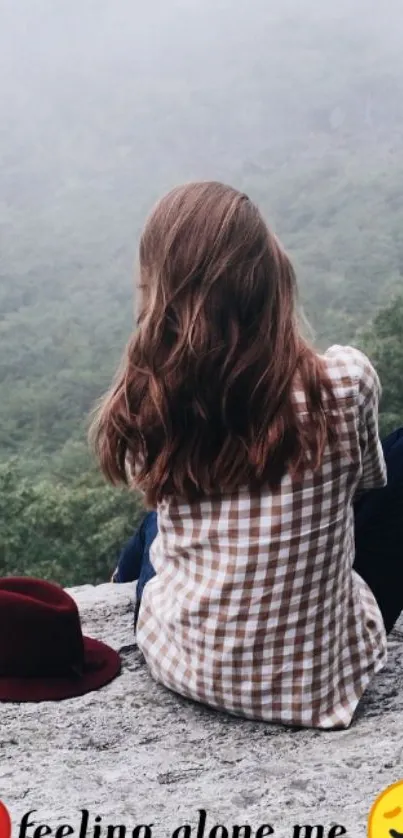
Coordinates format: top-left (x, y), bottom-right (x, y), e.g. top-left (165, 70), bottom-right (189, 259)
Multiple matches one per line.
top-left (355, 351), bottom-right (387, 497)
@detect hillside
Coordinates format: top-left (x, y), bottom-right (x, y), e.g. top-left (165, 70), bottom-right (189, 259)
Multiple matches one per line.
top-left (1, 0), bottom-right (403, 582)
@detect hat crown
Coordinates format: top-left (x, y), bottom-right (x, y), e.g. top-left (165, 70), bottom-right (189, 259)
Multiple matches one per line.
top-left (0, 578), bottom-right (84, 677)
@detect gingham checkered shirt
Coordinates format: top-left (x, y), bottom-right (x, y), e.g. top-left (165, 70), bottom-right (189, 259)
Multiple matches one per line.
top-left (136, 345), bottom-right (388, 729)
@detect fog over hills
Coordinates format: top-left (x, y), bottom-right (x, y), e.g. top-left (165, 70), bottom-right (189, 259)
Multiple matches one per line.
top-left (1, 0), bottom-right (403, 471)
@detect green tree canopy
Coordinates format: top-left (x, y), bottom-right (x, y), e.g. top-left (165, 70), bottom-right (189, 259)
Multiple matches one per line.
top-left (0, 459), bottom-right (143, 586)
top-left (360, 294), bottom-right (403, 435)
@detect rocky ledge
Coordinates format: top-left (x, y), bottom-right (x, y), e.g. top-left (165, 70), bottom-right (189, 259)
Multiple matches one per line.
top-left (2, 583), bottom-right (403, 838)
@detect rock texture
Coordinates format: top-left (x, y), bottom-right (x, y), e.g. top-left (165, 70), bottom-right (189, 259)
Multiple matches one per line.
top-left (2, 583), bottom-right (403, 838)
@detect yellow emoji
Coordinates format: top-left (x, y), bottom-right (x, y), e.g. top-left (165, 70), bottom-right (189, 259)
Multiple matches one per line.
top-left (368, 780), bottom-right (403, 837)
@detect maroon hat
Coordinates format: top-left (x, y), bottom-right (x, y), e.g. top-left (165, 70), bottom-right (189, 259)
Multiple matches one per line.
top-left (0, 577), bottom-right (121, 702)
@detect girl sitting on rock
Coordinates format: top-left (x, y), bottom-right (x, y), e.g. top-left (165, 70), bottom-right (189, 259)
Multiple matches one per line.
top-left (91, 181), bottom-right (402, 730)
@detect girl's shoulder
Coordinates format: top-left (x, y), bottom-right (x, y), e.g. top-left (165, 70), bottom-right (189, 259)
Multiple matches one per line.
top-left (324, 343), bottom-right (374, 370)
top-left (322, 344), bottom-right (381, 408)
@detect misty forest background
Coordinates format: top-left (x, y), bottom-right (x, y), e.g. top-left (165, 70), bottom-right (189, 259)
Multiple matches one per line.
top-left (1, 0), bottom-right (403, 585)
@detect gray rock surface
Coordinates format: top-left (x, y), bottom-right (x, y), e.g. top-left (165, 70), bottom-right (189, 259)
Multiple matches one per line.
top-left (2, 583), bottom-right (403, 838)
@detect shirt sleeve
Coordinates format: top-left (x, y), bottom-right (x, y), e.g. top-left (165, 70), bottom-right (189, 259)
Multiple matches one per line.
top-left (125, 448), bottom-right (146, 491)
top-left (124, 453), bottom-right (135, 485)
top-left (355, 349), bottom-right (387, 493)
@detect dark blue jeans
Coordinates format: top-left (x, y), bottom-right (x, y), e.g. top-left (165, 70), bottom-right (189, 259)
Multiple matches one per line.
top-left (113, 510), bottom-right (158, 625)
top-left (353, 427), bottom-right (403, 633)
top-left (115, 428), bottom-right (403, 634)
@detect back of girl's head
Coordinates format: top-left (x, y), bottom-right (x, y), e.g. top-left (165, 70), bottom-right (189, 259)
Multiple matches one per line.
top-left (90, 181), bottom-right (337, 504)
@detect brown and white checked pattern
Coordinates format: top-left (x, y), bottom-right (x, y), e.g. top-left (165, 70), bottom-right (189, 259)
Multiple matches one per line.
top-left (136, 345), bottom-right (388, 729)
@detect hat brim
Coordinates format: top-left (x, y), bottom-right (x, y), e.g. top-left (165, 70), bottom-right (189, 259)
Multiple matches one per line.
top-left (0, 637), bottom-right (121, 703)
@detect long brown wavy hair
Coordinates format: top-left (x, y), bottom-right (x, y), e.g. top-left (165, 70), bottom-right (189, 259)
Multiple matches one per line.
top-left (90, 181), bottom-right (339, 506)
